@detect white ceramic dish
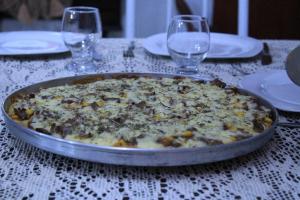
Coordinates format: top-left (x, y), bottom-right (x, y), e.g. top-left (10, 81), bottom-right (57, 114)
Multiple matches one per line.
top-left (143, 32), bottom-right (263, 58)
top-left (0, 31), bottom-right (68, 55)
top-left (239, 70), bottom-right (300, 112)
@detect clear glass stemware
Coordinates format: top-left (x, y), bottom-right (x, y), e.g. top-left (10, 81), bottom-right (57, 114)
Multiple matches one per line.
top-left (62, 6), bottom-right (102, 73)
top-left (167, 15), bottom-right (210, 76)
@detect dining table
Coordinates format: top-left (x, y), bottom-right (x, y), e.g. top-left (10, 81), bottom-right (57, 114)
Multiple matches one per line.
top-left (0, 38), bottom-right (299, 200)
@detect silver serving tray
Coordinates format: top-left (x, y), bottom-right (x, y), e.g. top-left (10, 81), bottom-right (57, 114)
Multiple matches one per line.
top-left (2, 73), bottom-right (278, 166)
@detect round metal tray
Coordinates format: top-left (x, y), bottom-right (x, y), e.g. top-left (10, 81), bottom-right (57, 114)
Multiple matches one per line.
top-left (2, 73), bottom-right (278, 166)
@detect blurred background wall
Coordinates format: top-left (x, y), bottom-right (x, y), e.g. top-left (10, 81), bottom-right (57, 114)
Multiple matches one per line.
top-left (0, 0), bottom-right (299, 39)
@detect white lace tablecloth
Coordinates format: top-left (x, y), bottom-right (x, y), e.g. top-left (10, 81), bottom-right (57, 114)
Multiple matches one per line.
top-left (0, 39), bottom-right (299, 200)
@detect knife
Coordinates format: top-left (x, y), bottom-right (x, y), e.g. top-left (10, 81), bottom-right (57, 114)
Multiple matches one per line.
top-left (261, 42), bottom-right (272, 65)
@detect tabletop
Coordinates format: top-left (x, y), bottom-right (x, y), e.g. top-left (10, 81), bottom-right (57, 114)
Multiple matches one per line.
top-left (0, 39), bottom-right (299, 200)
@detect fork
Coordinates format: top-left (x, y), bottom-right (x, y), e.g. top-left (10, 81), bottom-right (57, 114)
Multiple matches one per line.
top-left (123, 41), bottom-right (135, 58)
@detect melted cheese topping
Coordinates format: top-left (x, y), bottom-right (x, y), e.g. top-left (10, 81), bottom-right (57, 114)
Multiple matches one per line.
top-left (9, 77), bottom-right (273, 148)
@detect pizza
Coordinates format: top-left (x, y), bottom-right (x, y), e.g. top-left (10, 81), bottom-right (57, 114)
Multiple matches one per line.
top-left (8, 76), bottom-right (274, 148)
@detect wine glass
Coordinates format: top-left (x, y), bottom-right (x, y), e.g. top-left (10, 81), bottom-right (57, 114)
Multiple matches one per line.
top-left (167, 15), bottom-right (210, 76)
top-left (62, 6), bottom-right (102, 73)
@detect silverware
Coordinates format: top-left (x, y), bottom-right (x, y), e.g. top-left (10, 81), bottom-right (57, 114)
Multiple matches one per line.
top-left (277, 122), bottom-right (300, 128)
top-left (261, 42), bottom-right (272, 65)
top-left (278, 115), bottom-right (300, 128)
top-left (286, 46), bottom-right (300, 86)
top-left (123, 41), bottom-right (135, 58)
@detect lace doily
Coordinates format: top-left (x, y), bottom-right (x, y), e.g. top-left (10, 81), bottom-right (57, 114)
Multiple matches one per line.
top-left (0, 39), bottom-right (299, 199)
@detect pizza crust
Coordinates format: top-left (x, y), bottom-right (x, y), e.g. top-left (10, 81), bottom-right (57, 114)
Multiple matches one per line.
top-left (9, 77), bottom-right (273, 148)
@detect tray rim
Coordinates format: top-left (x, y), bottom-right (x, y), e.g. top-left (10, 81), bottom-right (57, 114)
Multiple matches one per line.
top-left (1, 72), bottom-right (279, 165)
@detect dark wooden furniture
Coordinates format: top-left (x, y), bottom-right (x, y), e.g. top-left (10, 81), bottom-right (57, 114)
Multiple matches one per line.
top-left (212, 0), bottom-right (300, 39)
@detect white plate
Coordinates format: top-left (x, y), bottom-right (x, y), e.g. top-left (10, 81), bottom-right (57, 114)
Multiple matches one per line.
top-left (239, 70), bottom-right (300, 112)
top-left (0, 31), bottom-right (68, 55)
top-left (143, 32), bottom-right (263, 58)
